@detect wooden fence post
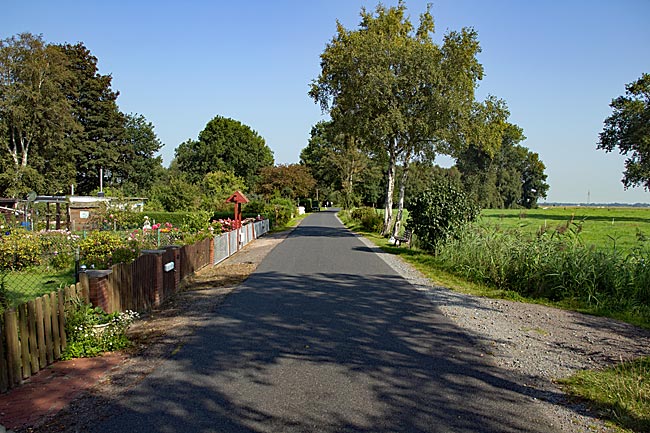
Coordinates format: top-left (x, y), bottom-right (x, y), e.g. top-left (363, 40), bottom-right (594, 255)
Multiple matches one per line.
top-left (4, 309), bottom-right (21, 388)
top-left (0, 318), bottom-right (8, 392)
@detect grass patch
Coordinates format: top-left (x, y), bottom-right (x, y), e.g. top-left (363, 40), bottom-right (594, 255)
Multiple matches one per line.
top-left (269, 212), bottom-right (310, 234)
top-left (559, 357), bottom-right (650, 433)
top-left (2, 267), bottom-right (76, 307)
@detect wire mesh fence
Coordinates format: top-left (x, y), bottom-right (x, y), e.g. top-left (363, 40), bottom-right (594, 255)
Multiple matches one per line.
top-left (0, 230), bottom-right (78, 311)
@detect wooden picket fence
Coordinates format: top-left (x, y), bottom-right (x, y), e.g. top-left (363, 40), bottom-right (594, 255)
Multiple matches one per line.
top-left (0, 283), bottom-right (85, 393)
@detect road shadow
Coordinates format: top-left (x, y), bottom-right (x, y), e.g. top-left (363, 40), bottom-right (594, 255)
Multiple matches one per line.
top-left (83, 268), bottom-right (571, 433)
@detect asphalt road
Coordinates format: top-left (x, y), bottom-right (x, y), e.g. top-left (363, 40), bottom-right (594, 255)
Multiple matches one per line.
top-left (89, 210), bottom-right (560, 433)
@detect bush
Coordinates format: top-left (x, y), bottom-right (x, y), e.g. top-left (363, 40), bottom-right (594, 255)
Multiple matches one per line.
top-left (78, 231), bottom-right (127, 269)
top-left (351, 207), bottom-right (383, 232)
top-left (268, 198), bottom-right (296, 227)
top-left (407, 179), bottom-right (480, 252)
top-left (0, 229), bottom-right (42, 270)
top-left (39, 230), bottom-right (80, 270)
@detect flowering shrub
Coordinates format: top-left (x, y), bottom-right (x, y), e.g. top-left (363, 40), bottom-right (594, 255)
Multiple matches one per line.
top-left (0, 229), bottom-right (42, 270)
top-left (63, 297), bottom-right (139, 359)
top-left (215, 218), bottom-right (236, 232)
top-left (39, 230), bottom-right (80, 270)
top-left (129, 221), bottom-right (184, 250)
top-left (78, 231), bottom-right (128, 269)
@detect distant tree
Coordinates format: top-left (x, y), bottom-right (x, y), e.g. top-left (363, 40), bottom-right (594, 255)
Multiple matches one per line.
top-left (256, 164), bottom-right (316, 200)
top-left (519, 150), bottom-right (549, 208)
top-left (310, 3), bottom-right (490, 236)
top-left (405, 163), bottom-right (463, 207)
top-left (174, 116), bottom-right (274, 188)
top-left (148, 173), bottom-right (201, 212)
top-left (0, 33), bottom-right (77, 196)
top-left (456, 123), bottom-right (548, 209)
top-left (300, 121), bottom-right (379, 209)
top-left (118, 113), bottom-right (164, 195)
top-left (598, 73), bottom-right (650, 190)
top-left (200, 170), bottom-right (247, 211)
top-left (300, 121), bottom-right (342, 200)
top-left (57, 42), bottom-right (127, 195)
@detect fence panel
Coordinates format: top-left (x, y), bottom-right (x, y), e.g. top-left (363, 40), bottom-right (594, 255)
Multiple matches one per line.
top-left (229, 230), bottom-right (238, 255)
top-left (0, 319), bottom-right (7, 392)
top-left (180, 238), bottom-right (211, 280)
top-left (214, 233), bottom-right (229, 264)
top-left (162, 249), bottom-right (176, 300)
top-left (245, 224), bottom-right (254, 246)
top-left (0, 283), bottom-right (83, 392)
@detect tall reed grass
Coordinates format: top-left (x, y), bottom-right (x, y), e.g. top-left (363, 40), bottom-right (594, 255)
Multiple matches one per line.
top-left (433, 222), bottom-right (650, 319)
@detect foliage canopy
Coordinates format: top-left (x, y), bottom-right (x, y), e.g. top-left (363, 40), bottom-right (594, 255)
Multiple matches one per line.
top-left (598, 73), bottom-right (650, 191)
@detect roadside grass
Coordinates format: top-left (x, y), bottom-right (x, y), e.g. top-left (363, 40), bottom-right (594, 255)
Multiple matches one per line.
top-left (340, 211), bottom-right (650, 433)
top-left (270, 212), bottom-right (310, 234)
top-left (558, 357), bottom-right (650, 433)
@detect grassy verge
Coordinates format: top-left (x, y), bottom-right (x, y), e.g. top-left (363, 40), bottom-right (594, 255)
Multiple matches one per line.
top-left (558, 358), bottom-right (650, 433)
top-left (269, 212), bottom-right (310, 233)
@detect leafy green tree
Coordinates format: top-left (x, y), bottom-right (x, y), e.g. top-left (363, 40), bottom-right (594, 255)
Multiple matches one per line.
top-left (310, 2), bottom-right (488, 236)
top-left (598, 73), bottom-right (650, 190)
top-left (200, 170), bottom-right (247, 211)
top-left (118, 113), bottom-right (164, 195)
top-left (174, 116), bottom-right (274, 188)
top-left (456, 122), bottom-right (548, 209)
top-left (148, 173), bottom-right (201, 212)
top-left (0, 33), bottom-right (77, 196)
top-left (300, 122), bottom-right (342, 200)
top-left (301, 121), bottom-right (384, 208)
top-left (256, 164), bottom-right (316, 200)
top-left (519, 151), bottom-right (549, 208)
top-left (405, 163), bottom-right (463, 207)
top-left (57, 42), bottom-right (126, 195)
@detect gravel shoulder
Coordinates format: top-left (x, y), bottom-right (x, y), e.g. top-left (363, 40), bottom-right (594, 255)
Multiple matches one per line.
top-left (364, 235), bottom-right (650, 433)
top-left (27, 225), bottom-right (650, 433)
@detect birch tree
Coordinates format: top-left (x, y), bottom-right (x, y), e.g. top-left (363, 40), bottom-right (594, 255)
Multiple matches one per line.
top-left (310, 2), bottom-right (484, 235)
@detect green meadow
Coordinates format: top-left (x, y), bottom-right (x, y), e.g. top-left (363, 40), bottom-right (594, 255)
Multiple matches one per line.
top-left (479, 206), bottom-right (650, 253)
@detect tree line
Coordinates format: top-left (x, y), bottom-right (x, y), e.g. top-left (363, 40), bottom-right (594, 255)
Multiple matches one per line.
top-left (0, 33), bottom-right (317, 213)
top-left (1, 8), bottom-right (551, 223)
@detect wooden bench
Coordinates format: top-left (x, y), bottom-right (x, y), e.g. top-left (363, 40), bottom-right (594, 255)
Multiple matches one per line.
top-left (393, 229), bottom-right (412, 247)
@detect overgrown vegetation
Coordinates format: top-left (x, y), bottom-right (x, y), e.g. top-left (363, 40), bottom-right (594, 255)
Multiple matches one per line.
top-left (432, 222), bottom-right (650, 326)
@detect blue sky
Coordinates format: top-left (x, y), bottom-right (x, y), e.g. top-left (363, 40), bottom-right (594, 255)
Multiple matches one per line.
top-left (3, 0), bottom-right (650, 203)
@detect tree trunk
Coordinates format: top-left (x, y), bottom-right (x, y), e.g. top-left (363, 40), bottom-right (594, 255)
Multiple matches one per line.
top-left (381, 148), bottom-right (397, 236)
top-left (393, 151), bottom-right (411, 238)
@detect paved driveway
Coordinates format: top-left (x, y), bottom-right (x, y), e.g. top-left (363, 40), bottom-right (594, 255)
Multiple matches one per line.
top-left (89, 210), bottom-right (560, 433)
